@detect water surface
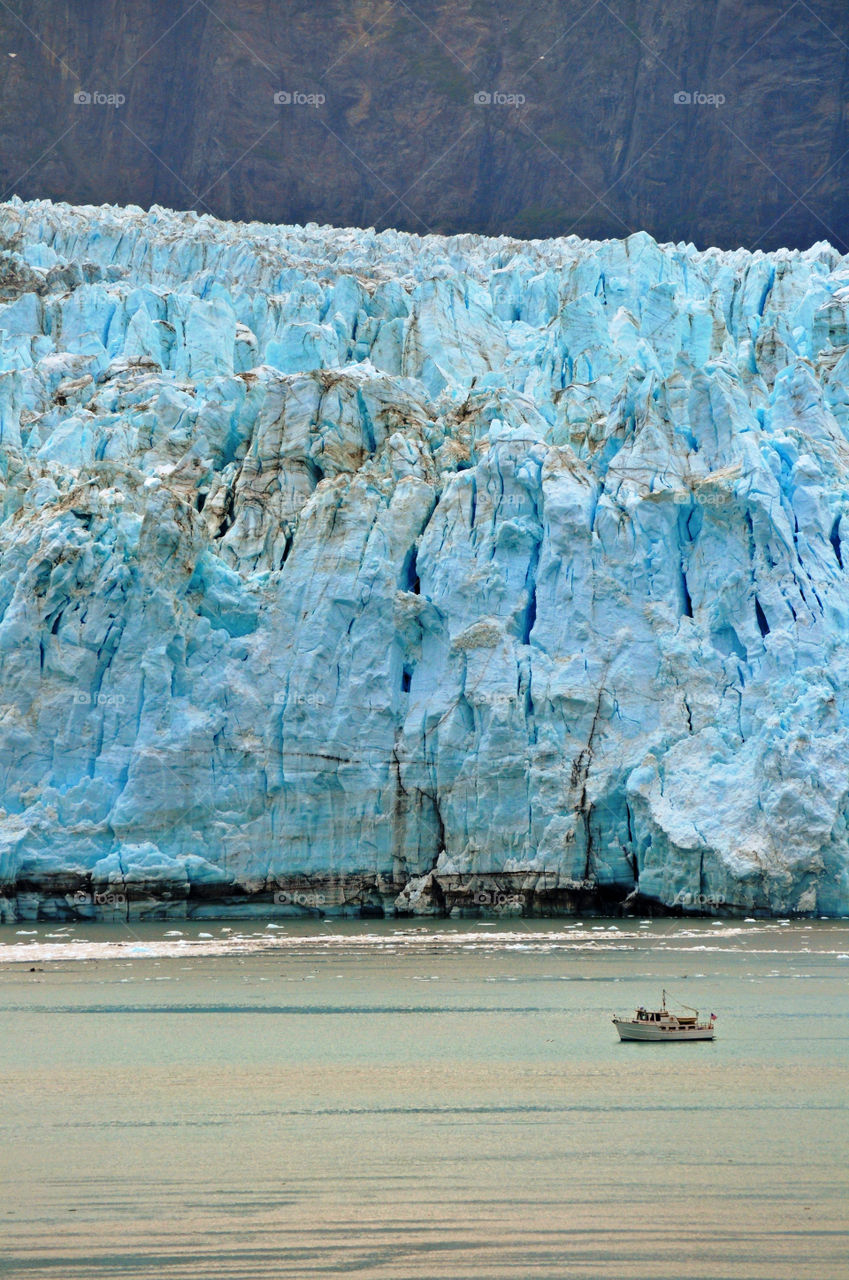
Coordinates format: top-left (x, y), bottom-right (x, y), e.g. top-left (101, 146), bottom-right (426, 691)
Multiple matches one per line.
top-left (2, 917), bottom-right (848, 1279)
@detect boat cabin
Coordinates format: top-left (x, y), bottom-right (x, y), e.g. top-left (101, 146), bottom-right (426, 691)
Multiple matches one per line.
top-left (635, 1006), bottom-right (697, 1025)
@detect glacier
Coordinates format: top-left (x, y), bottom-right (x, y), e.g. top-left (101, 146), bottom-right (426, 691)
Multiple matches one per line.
top-left (1, 197), bottom-right (849, 920)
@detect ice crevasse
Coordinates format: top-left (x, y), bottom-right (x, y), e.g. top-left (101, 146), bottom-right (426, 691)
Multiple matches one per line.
top-left (0, 196), bottom-right (848, 919)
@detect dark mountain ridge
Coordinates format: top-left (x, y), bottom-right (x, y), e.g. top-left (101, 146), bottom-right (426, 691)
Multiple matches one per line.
top-left (0, 0), bottom-right (847, 250)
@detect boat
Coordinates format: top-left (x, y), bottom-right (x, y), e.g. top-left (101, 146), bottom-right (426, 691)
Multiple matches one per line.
top-left (612, 990), bottom-right (716, 1041)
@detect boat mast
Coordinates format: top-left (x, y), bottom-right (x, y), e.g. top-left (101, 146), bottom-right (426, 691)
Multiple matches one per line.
top-left (663, 988), bottom-right (700, 1015)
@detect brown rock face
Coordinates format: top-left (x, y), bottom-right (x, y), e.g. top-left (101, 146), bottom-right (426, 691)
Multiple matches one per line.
top-left (0, 4), bottom-right (847, 251)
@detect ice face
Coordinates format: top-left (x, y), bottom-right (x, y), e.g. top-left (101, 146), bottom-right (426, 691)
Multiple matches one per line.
top-left (0, 197), bottom-right (848, 918)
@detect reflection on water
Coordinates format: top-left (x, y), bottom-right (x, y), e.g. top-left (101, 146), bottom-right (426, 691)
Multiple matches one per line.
top-left (2, 917), bottom-right (848, 1279)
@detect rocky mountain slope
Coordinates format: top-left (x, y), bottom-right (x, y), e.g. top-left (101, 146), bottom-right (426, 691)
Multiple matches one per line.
top-left (1, 198), bottom-right (849, 919)
top-left (0, 1), bottom-right (847, 250)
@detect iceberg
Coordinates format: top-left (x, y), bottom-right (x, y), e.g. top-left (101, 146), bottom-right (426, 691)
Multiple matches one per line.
top-left (0, 197), bottom-right (848, 919)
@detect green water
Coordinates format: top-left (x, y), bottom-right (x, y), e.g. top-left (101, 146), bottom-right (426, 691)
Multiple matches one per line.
top-left (2, 917), bottom-right (848, 1279)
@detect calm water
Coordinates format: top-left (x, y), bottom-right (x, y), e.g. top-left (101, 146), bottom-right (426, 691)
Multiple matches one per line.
top-left (2, 917), bottom-right (848, 1280)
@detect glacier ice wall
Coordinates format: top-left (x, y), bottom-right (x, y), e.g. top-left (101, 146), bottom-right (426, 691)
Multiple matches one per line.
top-left (1, 197), bottom-right (849, 918)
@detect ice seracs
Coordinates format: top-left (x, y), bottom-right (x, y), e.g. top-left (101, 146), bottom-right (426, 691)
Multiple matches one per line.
top-left (0, 198), bottom-right (848, 919)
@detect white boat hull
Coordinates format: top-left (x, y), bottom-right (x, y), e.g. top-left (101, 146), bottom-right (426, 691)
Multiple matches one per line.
top-left (613, 1018), bottom-right (715, 1042)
